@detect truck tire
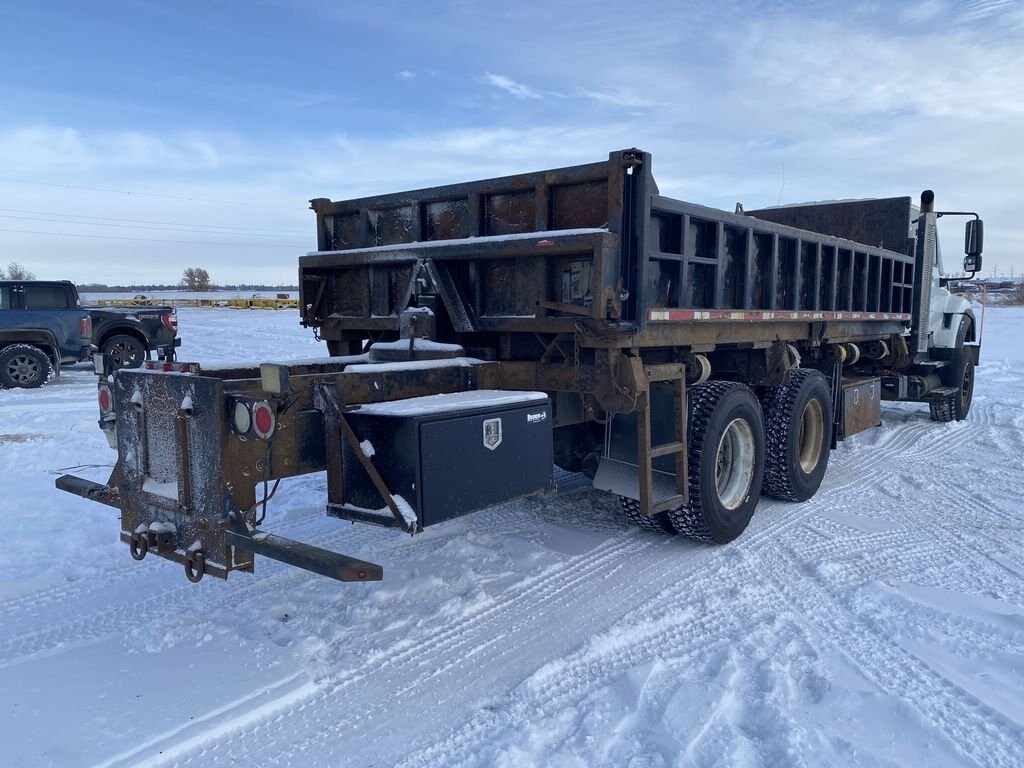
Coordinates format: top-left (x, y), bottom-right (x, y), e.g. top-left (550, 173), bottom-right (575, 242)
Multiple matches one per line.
top-left (760, 368), bottom-right (833, 502)
top-left (0, 344), bottom-right (51, 389)
top-left (619, 496), bottom-right (676, 534)
top-left (931, 317), bottom-right (974, 423)
top-left (664, 381), bottom-right (765, 543)
top-left (102, 334), bottom-right (146, 369)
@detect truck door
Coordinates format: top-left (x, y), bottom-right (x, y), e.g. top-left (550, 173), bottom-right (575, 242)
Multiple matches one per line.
top-left (20, 283), bottom-right (78, 363)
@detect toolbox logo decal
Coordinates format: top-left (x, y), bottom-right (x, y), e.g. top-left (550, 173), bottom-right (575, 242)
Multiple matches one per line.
top-left (527, 411), bottom-right (547, 423)
top-left (483, 418), bottom-right (502, 451)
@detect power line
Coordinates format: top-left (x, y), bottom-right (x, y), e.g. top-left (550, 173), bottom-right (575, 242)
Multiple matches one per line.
top-left (0, 176), bottom-right (308, 211)
top-left (0, 213), bottom-right (309, 240)
top-left (0, 207), bottom-right (309, 235)
top-left (0, 228), bottom-right (307, 248)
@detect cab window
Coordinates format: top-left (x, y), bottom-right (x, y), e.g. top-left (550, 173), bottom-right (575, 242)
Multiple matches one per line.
top-left (0, 286), bottom-right (10, 309)
top-left (23, 284), bottom-right (70, 309)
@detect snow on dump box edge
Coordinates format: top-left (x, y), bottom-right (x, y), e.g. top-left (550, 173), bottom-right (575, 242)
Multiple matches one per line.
top-left (303, 227), bottom-right (610, 259)
top-left (351, 389), bottom-right (548, 417)
top-left (369, 339), bottom-right (464, 354)
top-left (346, 356), bottom-right (481, 374)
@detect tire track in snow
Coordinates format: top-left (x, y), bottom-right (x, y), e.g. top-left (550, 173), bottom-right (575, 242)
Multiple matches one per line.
top-left (99, 531), bottom-right (667, 767)
top-left (391, 555), bottom-right (810, 768)
top-left (135, 483), bottom-right (834, 767)
top-left (762, 549), bottom-right (1024, 768)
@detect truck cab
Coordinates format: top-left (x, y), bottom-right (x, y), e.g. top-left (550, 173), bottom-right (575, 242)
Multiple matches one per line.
top-left (0, 280), bottom-right (93, 388)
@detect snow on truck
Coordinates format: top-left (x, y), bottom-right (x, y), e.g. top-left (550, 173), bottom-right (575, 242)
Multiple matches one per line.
top-left (57, 149), bottom-right (984, 584)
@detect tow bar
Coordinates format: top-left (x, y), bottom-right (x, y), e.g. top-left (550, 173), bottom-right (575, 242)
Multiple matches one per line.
top-left (55, 475), bottom-right (383, 584)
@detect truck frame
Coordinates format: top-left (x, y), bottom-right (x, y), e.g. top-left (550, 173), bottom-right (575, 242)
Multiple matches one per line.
top-left (57, 149), bottom-right (983, 583)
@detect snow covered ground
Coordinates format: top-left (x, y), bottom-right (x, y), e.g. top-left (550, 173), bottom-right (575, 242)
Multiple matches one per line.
top-left (1, 307), bottom-right (1023, 768)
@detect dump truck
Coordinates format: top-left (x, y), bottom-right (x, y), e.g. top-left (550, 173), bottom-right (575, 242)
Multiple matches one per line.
top-left (57, 149), bottom-right (984, 583)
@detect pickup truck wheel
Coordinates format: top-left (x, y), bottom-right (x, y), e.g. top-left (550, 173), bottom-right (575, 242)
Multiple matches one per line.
top-left (102, 334), bottom-right (146, 369)
top-left (760, 369), bottom-right (833, 502)
top-left (664, 381), bottom-right (765, 543)
top-left (931, 317), bottom-right (974, 423)
top-left (0, 344), bottom-right (51, 389)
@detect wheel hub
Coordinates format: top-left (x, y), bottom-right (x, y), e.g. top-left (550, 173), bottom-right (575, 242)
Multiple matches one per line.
top-left (715, 417), bottom-right (756, 510)
top-left (961, 363), bottom-right (974, 409)
top-left (797, 399), bottom-right (824, 474)
top-left (8, 355), bottom-right (39, 383)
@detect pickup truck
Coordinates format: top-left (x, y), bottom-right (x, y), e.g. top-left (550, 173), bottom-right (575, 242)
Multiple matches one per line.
top-left (0, 280), bottom-right (93, 388)
top-left (86, 304), bottom-right (180, 369)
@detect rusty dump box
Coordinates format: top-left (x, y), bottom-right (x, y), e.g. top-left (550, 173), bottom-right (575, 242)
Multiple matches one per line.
top-left (301, 148), bottom-right (918, 358)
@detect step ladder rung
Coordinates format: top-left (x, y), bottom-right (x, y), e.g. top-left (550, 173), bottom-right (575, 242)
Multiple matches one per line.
top-left (649, 441), bottom-right (685, 459)
top-left (651, 495), bottom-right (687, 514)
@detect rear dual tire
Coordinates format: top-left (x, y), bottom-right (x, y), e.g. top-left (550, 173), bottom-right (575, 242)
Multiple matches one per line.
top-left (760, 368), bottom-right (833, 502)
top-left (620, 370), bottom-right (834, 541)
top-left (621, 381), bottom-right (766, 544)
top-left (664, 381), bottom-right (765, 543)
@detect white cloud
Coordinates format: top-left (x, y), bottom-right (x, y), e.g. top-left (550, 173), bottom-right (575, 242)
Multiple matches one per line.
top-left (481, 72), bottom-right (542, 99)
top-left (0, 127), bottom-right (232, 172)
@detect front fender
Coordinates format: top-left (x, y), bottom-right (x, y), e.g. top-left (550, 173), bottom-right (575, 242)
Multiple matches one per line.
top-left (928, 288), bottom-right (974, 351)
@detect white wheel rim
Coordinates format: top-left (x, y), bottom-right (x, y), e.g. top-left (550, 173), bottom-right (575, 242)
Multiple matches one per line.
top-left (715, 417), bottom-right (756, 510)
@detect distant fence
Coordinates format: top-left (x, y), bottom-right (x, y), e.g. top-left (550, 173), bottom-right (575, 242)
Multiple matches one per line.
top-left (92, 295), bottom-right (300, 310)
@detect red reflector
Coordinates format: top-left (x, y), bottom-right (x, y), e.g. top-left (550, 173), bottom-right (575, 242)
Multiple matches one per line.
top-left (537, 239), bottom-right (556, 248)
top-left (357, 571), bottom-right (366, 579)
top-left (162, 363), bottom-right (174, 371)
top-left (98, 386), bottom-right (111, 413)
top-left (252, 402), bottom-right (275, 438)
top-left (145, 361), bottom-right (156, 369)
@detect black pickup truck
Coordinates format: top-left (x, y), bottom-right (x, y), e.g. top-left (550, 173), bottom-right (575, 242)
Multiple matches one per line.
top-left (86, 303), bottom-right (181, 369)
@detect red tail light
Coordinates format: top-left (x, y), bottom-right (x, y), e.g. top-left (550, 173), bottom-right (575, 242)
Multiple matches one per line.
top-left (80, 317), bottom-right (92, 338)
top-left (252, 401), bottom-right (276, 439)
top-left (143, 361), bottom-right (199, 374)
top-left (161, 312), bottom-right (178, 333)
top-left (98, 384), bottom-right (112, 414)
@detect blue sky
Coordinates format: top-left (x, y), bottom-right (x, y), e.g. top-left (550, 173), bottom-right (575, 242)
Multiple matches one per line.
top-left (1, 0), bottom-right (1022, 285)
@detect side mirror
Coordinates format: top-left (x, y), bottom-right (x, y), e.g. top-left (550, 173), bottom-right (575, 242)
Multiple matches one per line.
top-left (963, 219), bottom-right (983, 274)
top-left (965, 219), bottom-right (983, 256)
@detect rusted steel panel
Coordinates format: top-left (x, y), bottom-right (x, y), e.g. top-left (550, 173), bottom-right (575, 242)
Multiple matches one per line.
top-left (842, 377), bottom-right (882, 437)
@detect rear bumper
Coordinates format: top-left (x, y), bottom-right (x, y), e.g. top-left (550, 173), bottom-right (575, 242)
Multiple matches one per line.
top-left (155, 337), bottom-right (181, 361)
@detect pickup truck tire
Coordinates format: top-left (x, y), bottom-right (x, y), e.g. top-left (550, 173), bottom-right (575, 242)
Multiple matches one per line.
top-left (664, 381), bottom-right (765, 543)
top-left (759, 368), bottom-right (833, 502)
top-left (0, 344), bottom-right (51, 389)
top-left (931, 317), bottom-right (974, 423)
top-left (102, 334), bottom-right (146, 370)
